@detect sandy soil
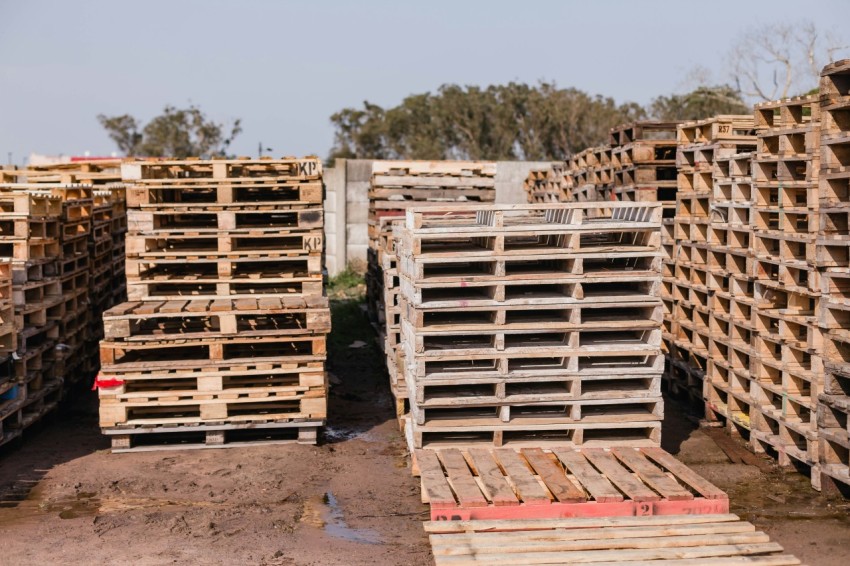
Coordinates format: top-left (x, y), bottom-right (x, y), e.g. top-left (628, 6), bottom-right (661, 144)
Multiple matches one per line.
top-left (0, 298), bottom-right (848, 565)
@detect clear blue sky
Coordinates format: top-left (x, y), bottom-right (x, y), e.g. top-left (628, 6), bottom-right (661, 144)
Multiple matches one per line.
top-left (1, 0), bottom-right (848, 164)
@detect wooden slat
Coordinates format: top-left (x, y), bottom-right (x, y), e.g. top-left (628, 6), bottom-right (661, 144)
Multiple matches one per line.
top-left (493, 449), bottom-right (550, 504)
top-left (582, 449), bottom-right (661, 502)
top-left (521, 448), bottom-right (586, 503)
top-left (552, 449), bottom-right (624, 503)
top-left (424, 514), bottom-right (743, 534)
top-left (430, 521), bottom-right (756, 544)
top-left (430, 542), bottom-right (786, 565)
top-left (613, 448), bottom-right (693, 501)
top-left (431, 531), bottom-right (771, 555)
top-left (641, 447), bottom-right (727, 499)
top-left (438, 449), bottom-right (489, 508)
top-left (415, 449), bottom-right (457, 507)
top-left (159, 300), bottom-right (188, 314)
top-left (466, 448), bottom-right (518, 506)
top-left (134, 300), bottom-right (164, 315)
top-left (186, 300), bottom-right (211, 312)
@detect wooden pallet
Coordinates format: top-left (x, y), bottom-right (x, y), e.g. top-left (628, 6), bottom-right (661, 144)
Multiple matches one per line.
top-left (121, 157), bottom-right (322, 183)
top-left (414, 446), bottom-right (727, 521)
top-left (103, 419), bottom-right (322, 452)
top-left (127, 180), bottom-right (323, 207)
top-left (124, 231), bottom-right (324, 259)
top-left (425, 514), bottom-right (801, 565)
top-left (102, 297), bottom-right (330, 342)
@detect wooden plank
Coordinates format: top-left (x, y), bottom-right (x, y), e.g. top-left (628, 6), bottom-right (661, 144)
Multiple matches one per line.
top-left (423, 514), bottom-right (743, 533)
top-left (438, 449), bottom-right (489, 508)
top-left (415, 449), bottom-right (457, 507)
top-left (641, 447), bottom-right (727, 499)
top-left (430, 542), bottom-right (786, 565)
top-left (134, 300), bottom-right (165, 315)
top-left (466, 448), bottom-right (518, 506)
top-left (493, 449), bottom-right (551, 504)
top-left (521, 448), bottom-right (586, 503)
top-left (430, 531), bottom-right (772, 555)
top-left (612, 448), bottom-right (693, 501)
top-left (582, 449), bottom-right (661, 502)
top-left (552, 449), bottom-right (624, 503)
top-left (430, 521), bottom-right (757, 545)
top-left (159, 300), bottom-right (188, 314)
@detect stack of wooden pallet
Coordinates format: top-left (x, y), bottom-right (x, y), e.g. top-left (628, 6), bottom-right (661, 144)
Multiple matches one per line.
top-left (568, 147), bottom-right (606, 203)
top-left (816, 59), bottom-right (850, 494)
top-left (395, 202), bottom-right (664, 451)
top-left (665, 116), bottom-right (756, 407)
top-left (0, 190), bottom-right (63, 447)
top-left (609, 121), bottom-right (679, 209)
top-left (8, 161), bottom-right (128, 384)
top-left (47, 185), bottom-right (94, 387)
top-left (367, 161), bottom-right (497, 419)
top-left (523, 164), bottom-right (572, 203)
top-left (749, 97), bottom-right (822, 480)
top-left (0, 259), bottom-right (17, 445)
top-left (97, 157), bottom-right (328, 451)
top-left (703, 150), bottom-right (757, 436)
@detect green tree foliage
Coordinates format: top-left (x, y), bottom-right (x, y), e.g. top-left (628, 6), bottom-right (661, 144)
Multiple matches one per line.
top-left (648, 85), bottom-right (750, 121)
top-left (98, 105), bottom-right (242, 158)
top-left (329, 83), bottom-right (646, 161)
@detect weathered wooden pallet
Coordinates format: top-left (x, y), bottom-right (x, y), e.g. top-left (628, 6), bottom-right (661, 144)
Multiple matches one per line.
top-left (127, 206), bottom-right (323, 233)
top-left (406, 417), bottom-right (661, 450)
top-left (372, 160), bottom-right (496, 177)
top-left (102, 297), bottom-right (330, 341)
top-left (124, 231), bottom-right (324, 259)
top-left (409, 394), bottom-right (664, 429)
top-left (100, 334), bottom-right (326, 366)
top-left (415, 446), bottom-right (728, 521)
top-left (678, 115), bottom-right (757, 146)
top-left (0, 189), bottom-right (63, 216)
top-left (103, 419), bottom-right (322, 452)
top-left (425, 514), bottom-right (801, 565)
top-left (610, 120), bottom-right (679, 146)
top-left (127, 180), bottom-right (322, 208)
top-left (121, 157), bottom-right (322, 183)
top-left (400, 297), bottom-right (662, 332)
top-left (98, 387), bottom-right (326, 427)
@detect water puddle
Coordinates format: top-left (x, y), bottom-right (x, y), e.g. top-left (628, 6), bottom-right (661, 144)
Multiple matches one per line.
top-left (324, 426), bottom-right (379, 443)
top-left (301, 492), bottom-right (381, 545)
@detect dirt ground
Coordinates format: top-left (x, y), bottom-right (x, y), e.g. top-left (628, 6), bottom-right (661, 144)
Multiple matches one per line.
top-left (0, 296), bottom-right (848, 565)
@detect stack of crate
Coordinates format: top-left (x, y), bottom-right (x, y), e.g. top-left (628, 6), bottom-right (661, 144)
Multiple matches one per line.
top-left (0, 190), bottom-right (63, 447)
top-left (366, 161), bottom-right (497, 417)
top-left (523, 164), bottom-right (572, 203)
top-left (666, 116), bottom-right (756, 407)
top-left (703, 150), bottom-right (757, 436)
top-left (750, 97), bottom-right (822, 480)
top-left (816, 59), bottom-right (850, 493)
top-left (97, 157), bottom-right (328, 451)
top-left (395, 202), bottom-right (664, 451)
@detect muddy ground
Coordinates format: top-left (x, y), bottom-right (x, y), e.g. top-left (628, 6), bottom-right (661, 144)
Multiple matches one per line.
top-left (0, 296), bottom-right (849, 565)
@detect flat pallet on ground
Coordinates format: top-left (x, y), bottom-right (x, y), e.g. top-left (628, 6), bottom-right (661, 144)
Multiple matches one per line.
top-left (425, 514), bottom-right (802, 565)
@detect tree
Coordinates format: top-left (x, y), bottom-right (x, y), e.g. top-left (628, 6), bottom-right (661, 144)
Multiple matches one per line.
top-left (327, 83), bottom-right (645, 161)
top-left (98, 105), bottom-right (242, 158)
top-left (649, 85), bottom-right (750, 121)
top-left (727, 21), bottom-right (848, 101)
